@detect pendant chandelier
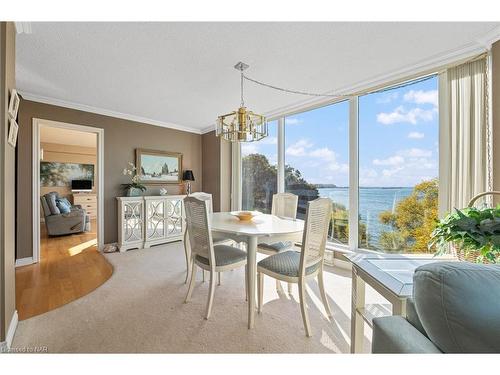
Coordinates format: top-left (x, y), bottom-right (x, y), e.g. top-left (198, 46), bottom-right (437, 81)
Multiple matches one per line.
top-left (216, 62), bottom-right (267, 142)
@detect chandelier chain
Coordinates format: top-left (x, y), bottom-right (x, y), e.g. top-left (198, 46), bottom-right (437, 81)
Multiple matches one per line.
top-left (243, 74), bottom-right (342, 98)
top-left (243, 73), bottom-right (436, 98)
top-left (240, 70), bottom-right (245, 107)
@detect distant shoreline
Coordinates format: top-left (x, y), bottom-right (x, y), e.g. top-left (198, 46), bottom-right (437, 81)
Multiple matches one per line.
top-left (316, 186), bottom-right (413, 189)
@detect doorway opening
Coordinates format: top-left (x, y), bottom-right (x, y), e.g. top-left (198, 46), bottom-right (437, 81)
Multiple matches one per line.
top-left (15, 119), bottom-right (111, 320)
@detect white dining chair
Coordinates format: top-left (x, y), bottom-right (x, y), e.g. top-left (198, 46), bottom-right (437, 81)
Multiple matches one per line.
top-left (257, 192), bottom-right (298, 293)
top-left (184, 196), bottom-right (248, 319)
top-left (183, 192), bottom-right (232, 285)
top-left (256, 197), bottom-right (333, 337)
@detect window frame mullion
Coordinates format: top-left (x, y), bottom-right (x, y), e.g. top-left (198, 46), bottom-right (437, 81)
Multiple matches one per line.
top-left (277, 117), bottom-right (285, 193)
top-left (348, 96), bottom-right (359, 252)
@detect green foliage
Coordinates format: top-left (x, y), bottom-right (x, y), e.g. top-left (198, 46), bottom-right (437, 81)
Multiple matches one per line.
top-left (330, 202), bottom-right (368, 245)
top-left (242, 153), bottom-right (367, 245)
top-left (429, 204), bottom-right (500, 263)
top-left (242, 154), bottom-right (279, 213)
top-left (379, 179), bottom-right (439, 253)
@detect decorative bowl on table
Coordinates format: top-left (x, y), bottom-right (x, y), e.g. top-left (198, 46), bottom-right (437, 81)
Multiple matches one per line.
top-left (230, 211), bottom-right (261, 222)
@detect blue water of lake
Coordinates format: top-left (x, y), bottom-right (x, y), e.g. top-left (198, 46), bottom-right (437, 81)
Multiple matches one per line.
top-left (318, 187), bottom-right (413, 248)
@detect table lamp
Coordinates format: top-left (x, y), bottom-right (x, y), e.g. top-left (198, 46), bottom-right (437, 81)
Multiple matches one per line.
top-left (182, 170), bottom-right (195, 195)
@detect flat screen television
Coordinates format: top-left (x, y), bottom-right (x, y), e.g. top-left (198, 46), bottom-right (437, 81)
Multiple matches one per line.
top-left (71, 179), bottom-right (92, 192)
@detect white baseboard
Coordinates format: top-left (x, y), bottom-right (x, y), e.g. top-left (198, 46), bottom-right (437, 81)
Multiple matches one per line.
top-left (1, 310), bottom-right (19, 351)
top-left (15, 257), bottom-right (34, 267)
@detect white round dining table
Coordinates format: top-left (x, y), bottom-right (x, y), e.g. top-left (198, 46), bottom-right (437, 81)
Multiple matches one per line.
top-left (209, 212), bottom-right (304, 329)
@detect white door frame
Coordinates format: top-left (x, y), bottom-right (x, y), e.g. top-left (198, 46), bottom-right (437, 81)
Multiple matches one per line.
top-left (32, 118), bottom-right (105, 264)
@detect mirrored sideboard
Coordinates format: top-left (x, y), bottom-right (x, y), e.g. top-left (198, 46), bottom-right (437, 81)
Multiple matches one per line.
top-left (117, 195), bottom-right (185, 252)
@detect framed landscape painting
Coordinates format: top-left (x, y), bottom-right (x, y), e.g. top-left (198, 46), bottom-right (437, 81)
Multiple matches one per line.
top-left (136, 149), bottom-right (182, 184)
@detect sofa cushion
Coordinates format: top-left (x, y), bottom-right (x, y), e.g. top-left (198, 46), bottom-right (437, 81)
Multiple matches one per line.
top-left (372, 316), bottom-right (442, 353)
top-left (45, 192), bottom-right (60, 215)
top-left (40, 196), bottom-right (51, 217)
top-left (413, 262), bottom-right (500, 353)
top-left (56, 198), bottom-right (72, 214)
top-left (406, 298), bottom-right (428, 338)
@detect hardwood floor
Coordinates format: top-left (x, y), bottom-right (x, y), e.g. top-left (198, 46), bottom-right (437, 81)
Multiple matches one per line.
top-left (15, 219), bottom-right (113, 320)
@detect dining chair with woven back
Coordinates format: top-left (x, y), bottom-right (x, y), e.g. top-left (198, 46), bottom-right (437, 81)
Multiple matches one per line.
top-left (257, 197), bottom-right (333, 337)
top-left (183, 192), bottom-right (232, 285)
top-left (184, 196), bottom-right (248, 319)
top-left (257, 192), bottom-right (298, 293)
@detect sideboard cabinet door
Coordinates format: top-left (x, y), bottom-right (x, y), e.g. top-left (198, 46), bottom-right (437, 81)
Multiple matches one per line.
top-left (166, 197), bottom-right (184, 240)
top-left (117, 197), bottom-right (144, 252)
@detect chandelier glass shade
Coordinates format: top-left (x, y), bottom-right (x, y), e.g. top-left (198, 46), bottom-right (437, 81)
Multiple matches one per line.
top-left (216, 62), bottom-right (267, 142)
top-left (216, 106), bottom-right (267, 142)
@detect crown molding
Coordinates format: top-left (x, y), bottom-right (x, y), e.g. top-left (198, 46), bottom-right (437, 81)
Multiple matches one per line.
top-left (201, 124), bottom-right (216, 134)
top-left (200, 39), bottom-right (489, 130)
top-left (19, 25), bottom-right (499, 136)
top-left (475, 25), bottom-right (500, 48)
top-left (262, 41), bottom-right (487, 119)
top-left (18, 91), bottom-right (203, 135)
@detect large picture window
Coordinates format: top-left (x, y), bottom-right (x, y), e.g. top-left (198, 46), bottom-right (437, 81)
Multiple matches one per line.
top-left (284, 102), bottom-right (349, 245)
top-left (358, 76), bottom-right (439, 253)
top-left (242, 120), bottom-right (278, 213)
top-left (237, 74), bottom-right (440, 253)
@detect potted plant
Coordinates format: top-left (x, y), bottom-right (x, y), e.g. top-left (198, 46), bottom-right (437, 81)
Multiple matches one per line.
top-left (122, 162), bottom-right (147, 197)
top-left (429, 204), bottom-right (500, 263)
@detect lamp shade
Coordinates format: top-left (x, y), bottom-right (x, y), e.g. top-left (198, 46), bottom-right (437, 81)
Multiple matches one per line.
top-left (183, 170), bottom-right (195, 181)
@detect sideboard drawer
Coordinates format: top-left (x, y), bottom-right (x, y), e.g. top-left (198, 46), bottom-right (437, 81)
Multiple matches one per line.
top-left (74, 195), bottom-right (97, 204)
top-left (72, 194), bottom-right (98, 219)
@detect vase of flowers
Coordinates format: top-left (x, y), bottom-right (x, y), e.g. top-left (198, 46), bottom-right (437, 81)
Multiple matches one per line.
top-left (122, 162), bottom-right (147, 197)
top-left (429, 203), bottom-right (500, 264)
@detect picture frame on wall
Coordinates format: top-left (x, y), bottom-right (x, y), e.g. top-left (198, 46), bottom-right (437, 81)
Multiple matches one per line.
top-left (8, 89), bottom-right (20, 119)
top-left (135, 148), bottom-right (182, 184)
top-left (8, 118), bottom-right (19, 148)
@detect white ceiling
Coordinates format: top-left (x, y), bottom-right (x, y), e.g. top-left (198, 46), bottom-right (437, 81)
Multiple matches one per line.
top-left (16, 22), bottom-right (500, 133)
top-left (41, 126), bottom-right (97, 148)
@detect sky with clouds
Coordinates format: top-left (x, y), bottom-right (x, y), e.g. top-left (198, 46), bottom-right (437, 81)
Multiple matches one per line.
top-left (242, 75), bottom-right (439, 187)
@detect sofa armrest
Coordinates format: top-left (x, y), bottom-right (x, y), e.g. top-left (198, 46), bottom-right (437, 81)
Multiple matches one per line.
top-left (372, 316), bottom-right (442, 353)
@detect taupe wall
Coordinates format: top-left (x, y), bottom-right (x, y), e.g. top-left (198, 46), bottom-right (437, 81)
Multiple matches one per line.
top-left (17, 100), bottom-right (202, 258)
top-left (0, 22), bottom-right (16, 342)
top-left (493, 40), bottom-right (500, 205)
top-left (220, 138), bottom-right (232, 212)
top-left (201, 131), bottom-right (231, 212)
top-left (202, 131), bottom-right (221, 211)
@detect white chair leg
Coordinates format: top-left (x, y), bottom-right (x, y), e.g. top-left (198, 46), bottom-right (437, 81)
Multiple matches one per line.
top-left (218, 272), bottom-right (221, 286)
top-left (318, 268), bottom-right (332, 318)
top-left (299, 278), bottom-right (312, 337)
top-left (287, 283), bottom-right (293, 295)
top-left (184, 258), bottom-right (197, 303)
top-left (245, 265), bottom-right (248, 301)
top-left (183, 231), bottom-right (191, 284)
top-left (258, 272), bottom-right (264, 313)
top-left (276, 279), bottom-right (284, 293)
top-left (205, 269), bottom-right (216, 320)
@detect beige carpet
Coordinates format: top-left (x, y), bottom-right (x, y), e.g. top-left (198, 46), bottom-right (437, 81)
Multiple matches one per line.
top-left (12, 242), bottom-right (388, 353)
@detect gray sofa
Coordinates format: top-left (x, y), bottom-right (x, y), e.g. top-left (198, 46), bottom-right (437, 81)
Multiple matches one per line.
top-left (372, 262), bottom-right (500, 353)
top-left (41, 192), bottom-right (89, 236)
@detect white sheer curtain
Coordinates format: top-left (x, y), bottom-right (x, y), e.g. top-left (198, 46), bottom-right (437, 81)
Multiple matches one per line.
top-left (440, 58), bottom-right (488, 212)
